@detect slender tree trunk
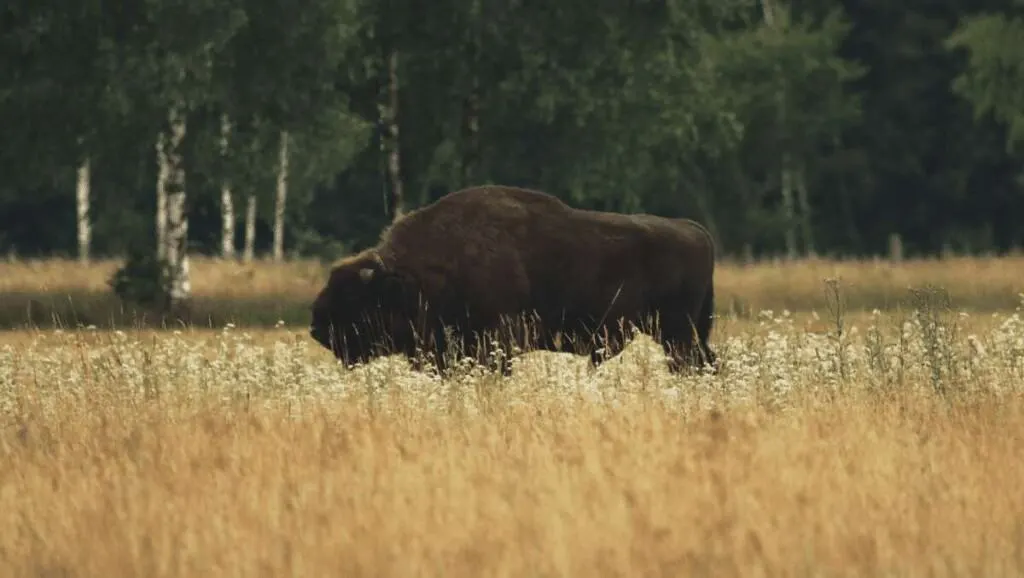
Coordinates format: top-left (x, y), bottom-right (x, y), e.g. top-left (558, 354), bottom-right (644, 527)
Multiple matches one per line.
top-left (462, 0), bottom-right (482, 187)
top-left (463, 86), bottom-right (480, 186)
top-left (763, 0), bottom-right (799, 260)
top-left (795, 163), bottom-right (815, 257)
top-left (780, 151), bottom-right (797, 260)
top-left (220, 114), bottom-right (235, 259)
top-left (379, 49), bottom-right (404, 221)
top-left (243, 194), bottom-right (256, 263)
top-left (76, 156), bottom-right (91, 264)
top-left (155, 134), bottom-right (169, 260)
top-left (163, 105), bottom-right (190, 307)
top-left (762, 0), bottom-right (777, 25)
top-left (272, 130), bottom-right (289, 262)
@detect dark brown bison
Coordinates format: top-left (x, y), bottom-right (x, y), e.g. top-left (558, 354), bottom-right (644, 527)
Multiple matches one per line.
top-left (309, 185), bottom-right (717, 376)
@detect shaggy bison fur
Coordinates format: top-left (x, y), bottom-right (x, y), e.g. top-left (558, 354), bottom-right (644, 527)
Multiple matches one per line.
top-left (309, 185), bottom-right (717, 375)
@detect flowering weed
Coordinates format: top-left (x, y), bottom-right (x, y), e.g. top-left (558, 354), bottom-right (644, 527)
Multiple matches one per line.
top-left (1, 297), bottom-right (1024, 575)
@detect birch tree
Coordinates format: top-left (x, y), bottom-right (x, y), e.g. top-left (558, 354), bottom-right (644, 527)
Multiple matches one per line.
top-left (461, 0), bottom-right (483, 186)
top-left (759, 1), bottom-right (820, 258)
top-left (380, 50), bottom-right (404, 220)
top-left (76, 156), bottom-right (91, 263)
top-left (764, 0), bottom-right (800, 259)
top-left (215, 0), bottom-right (367, 261)
top-left (243, 194), bottom-right (257, 262)
top-left (272, 130), bottom-right (289, 261)
top-left (220, 114), bottom-right (236, 259)
top-left (102, 0), bottom-right (247, 311)
top-left (0, 3), bottom-right (114, 263)
top-left (356, 0), bottom-right (408, 221)
top-left (698, 1), bottom-right (862, 258)
top-left (155, 133), bottom-right (169, 260)
top-left (161, 105), bottom-right (191, 303)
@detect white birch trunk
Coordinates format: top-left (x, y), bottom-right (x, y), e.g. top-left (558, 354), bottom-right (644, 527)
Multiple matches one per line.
top-left (378, 49), bottom-right (404, 220)
top-left (243, 194), bottom-right (256, 263)
top-left (272, 130), bottom-right (289, 262)
top-left (220, 114), bottom-right (235, 259)
top-left (155, 134), bottom-right (169, 260)
top-left (163, 105), bottom-right (190, 305)
top-left (76, 156), bottom-right (91, 264)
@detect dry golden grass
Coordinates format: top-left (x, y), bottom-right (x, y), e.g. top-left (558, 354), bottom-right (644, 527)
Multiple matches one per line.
top-left (716, 253), bottom-right (1024, 315)
top-left (6, 387), bottom-right (1024, 576)
top-left (1, 254), bottom-right (1023, 329)
top-left (0, 256), bottom-right (326, 298)
top-left (0, 257), bottom-right (327, 329)
top-left (2, 300), bottom-right (1024, 576)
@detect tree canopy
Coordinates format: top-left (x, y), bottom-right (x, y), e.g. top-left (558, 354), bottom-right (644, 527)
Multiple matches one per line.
top-left (1, 0), bottom-right (1022, 263)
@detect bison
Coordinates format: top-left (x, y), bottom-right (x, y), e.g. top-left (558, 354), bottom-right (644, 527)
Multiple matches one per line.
top-left (309, 185), bottom-right (717, 376)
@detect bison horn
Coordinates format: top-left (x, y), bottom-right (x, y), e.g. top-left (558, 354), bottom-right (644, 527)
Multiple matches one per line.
top-left (359, 268), bottom-right (375, 282)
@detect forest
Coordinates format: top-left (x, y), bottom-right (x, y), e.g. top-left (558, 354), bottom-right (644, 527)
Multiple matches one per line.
top-left (2, 0), bottom-right (1024, 306)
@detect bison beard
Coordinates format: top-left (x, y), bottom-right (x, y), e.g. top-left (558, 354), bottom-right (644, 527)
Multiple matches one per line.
top-left (309, 185), bottom-right (718, 376)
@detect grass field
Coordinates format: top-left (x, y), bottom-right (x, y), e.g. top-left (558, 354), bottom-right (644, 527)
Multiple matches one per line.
top-left (2, 254), bottom-right (1024, 329)
top-left (2, 256), bottom-right (1024, 575)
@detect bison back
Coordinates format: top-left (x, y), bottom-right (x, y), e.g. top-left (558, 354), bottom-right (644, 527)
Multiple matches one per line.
top-left (377, 186), bottom-right (712, 330)
top-left (378, 186), bottom-right (570, 322)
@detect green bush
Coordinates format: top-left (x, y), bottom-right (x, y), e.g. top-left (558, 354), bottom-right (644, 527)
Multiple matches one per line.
top-left (108, 248), bottom-right (173, 312)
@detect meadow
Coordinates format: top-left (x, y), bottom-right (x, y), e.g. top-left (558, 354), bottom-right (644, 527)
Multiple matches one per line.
top-left (1, 255), bottom-right (1024, 576)
top-left (3, 253), bottom-right (1024, 329)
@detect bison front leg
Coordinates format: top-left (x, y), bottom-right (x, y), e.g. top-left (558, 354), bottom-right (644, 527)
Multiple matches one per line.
top-left (654, 317), bottom-right (703, 376)
top-left (480, 332), bottom-right (517, 377)
top-left (474, 315), bottom-right (535, 378)
top-left (407, 323), bottom-right (453, 377)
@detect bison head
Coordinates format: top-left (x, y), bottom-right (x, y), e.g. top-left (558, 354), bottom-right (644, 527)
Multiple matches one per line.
top-left (309, 251), bottom-right (414, 366)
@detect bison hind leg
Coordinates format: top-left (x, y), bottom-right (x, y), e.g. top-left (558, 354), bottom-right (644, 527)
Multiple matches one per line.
top-left (656, 309), bottom-right (718, 376)
top-left (661, 328), bottom-right (718, 375)
top-left (694, 281), bottom-right (718, 372)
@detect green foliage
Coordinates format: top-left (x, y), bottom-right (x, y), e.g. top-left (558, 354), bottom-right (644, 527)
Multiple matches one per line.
top-left (109, 249), bottom-right (173, 312)
top-left (947, 12), bottom-right (1024, 151)
top-left (708, 6), bottom-right (865, 152)
top-left (1, 0), bottom-right (1024, 264)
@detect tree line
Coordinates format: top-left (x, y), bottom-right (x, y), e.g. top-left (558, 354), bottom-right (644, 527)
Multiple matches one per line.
top-left (1, 0), bottom-right (1023, 310)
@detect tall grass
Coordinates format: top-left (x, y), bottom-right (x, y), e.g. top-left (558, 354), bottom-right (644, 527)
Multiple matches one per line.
top-left (2, 293), bottom-right (1024, 575)
top-left (1, 254), bottom-right (1022, 329)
